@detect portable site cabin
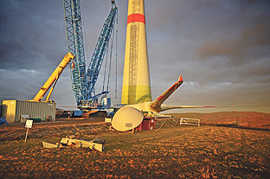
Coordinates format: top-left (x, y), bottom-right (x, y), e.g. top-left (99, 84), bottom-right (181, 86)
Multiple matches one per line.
top-left (1, 100), bottom-right (56, 123)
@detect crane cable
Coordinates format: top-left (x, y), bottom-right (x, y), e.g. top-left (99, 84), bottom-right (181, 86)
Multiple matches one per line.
top-left (106, 28), bottom-right (114, 92)
top-left (102, 42), bottom-right (109, 92)
top-left (114, 10), bottom-right (119, 99)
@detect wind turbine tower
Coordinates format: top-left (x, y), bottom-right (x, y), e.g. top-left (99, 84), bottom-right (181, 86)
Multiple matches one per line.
top-left (121, 0), bottom-right (152, 104)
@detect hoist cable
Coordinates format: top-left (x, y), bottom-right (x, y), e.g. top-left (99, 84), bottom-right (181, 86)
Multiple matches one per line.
top-left (115, 11), bottom-right (119, 99)
top-left (102, 45), bottom-right (109, 92)
top-left (107, 29), bottom-right (114, 92)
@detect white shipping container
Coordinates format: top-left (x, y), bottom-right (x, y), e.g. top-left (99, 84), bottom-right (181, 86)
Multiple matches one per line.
top-left (1, 100), bottom-right (56, 123)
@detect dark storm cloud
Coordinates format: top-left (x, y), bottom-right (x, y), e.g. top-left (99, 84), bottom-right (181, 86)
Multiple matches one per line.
top-left (0, 0), bottom-right (65, 71)
top-left (195, 0), bottom-right (270, 61)
top-left (194, 5), bottom-right (270, 86)
top-left (144, 0), bottom-right (270, 110)
top-left (197, 22), bottom-right (270, 62)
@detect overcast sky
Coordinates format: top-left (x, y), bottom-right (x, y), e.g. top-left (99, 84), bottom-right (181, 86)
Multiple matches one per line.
top-left (0, 0), bottom-right (270, 112)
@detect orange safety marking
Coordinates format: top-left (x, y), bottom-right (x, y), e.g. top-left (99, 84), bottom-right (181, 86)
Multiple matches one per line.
top-left (127, 13), bottom-right (145, 24)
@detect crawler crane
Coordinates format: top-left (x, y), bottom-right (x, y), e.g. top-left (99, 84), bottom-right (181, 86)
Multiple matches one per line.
top-left (63, 0), bottom-right (118, 110)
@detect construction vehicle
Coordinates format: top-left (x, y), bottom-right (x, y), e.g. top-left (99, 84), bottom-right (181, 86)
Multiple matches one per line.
top-left (30, 52), bottom-right (75, 103)
top-left (63, 0), bottom-right (118, 111)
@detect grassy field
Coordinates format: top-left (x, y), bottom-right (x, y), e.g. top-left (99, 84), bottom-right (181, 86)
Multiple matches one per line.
top-left (171, 112), bottom-right (270, 130)
top-left (0, 113), bottom-right (270, 178)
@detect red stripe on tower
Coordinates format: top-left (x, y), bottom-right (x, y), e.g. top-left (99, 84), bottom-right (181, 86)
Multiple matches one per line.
top-left (127, 13), bottom-right (145, 24)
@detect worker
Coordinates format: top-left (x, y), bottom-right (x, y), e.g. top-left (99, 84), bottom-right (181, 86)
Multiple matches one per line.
top-left (112, 0), bottom-right (115, 5)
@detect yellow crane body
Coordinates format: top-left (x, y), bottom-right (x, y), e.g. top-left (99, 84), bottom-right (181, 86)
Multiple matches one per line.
top-left (32, 52), bottom-right (75, 102)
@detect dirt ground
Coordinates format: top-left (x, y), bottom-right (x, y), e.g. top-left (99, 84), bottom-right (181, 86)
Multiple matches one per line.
top-left (0, 112), bottom-right (270, 178)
